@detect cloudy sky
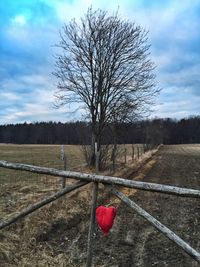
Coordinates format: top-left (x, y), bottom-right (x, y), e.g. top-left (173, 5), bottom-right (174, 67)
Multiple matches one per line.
top-left (0, 0), bottom-right (200, 124)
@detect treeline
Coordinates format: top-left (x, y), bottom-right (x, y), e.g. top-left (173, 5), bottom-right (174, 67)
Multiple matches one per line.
top-left (0, 116), bottom-right (200, 145)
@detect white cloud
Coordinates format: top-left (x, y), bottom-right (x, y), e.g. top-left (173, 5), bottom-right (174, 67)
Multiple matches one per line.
top-left (160, 62), bottom-right (200, 88)
top-left (152, 88), bottom-right (200, 119)
top-left (0, 92), bottom-right (21, 101)
top-left (0, 101), bottom-right (72, 124)
top-left (0, 70), bottom-right (85, 124)
top-left (6, 24), bottom-right (29, 42)
top-left (1, 0), bottom-right (200, 124)
top-left (11, 14), bottom-right (27, 26)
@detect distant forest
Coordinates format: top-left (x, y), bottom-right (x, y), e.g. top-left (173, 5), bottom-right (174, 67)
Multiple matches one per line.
top-left (0, 116), bottom-right (200, 145)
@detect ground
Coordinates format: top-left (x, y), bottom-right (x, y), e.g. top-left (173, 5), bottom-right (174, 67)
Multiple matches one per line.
top-left (86, 145), bottom-right (200, 267)
top-left (0, 144), bottom-right (200, 266)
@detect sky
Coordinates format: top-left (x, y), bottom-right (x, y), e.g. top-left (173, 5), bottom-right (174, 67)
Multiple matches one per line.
top-left (0, 0), bottom-right (200, 124)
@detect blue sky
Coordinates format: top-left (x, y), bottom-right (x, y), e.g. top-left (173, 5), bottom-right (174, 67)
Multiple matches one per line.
top-left (0, 0), bottom-right (200, 124)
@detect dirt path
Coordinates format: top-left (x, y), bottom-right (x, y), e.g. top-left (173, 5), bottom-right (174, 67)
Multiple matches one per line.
top-left (34, 145), bottom-right (200, 267)
top-left (82, 145), bottom-right (200, 267)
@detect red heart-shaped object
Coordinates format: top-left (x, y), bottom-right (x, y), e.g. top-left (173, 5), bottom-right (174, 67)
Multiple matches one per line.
top-left (96, 206), bottom-right (117, 237)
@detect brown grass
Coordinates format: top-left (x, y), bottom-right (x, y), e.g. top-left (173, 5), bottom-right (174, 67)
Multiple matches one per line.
top-left (0, 144), bottom-right (157, 266)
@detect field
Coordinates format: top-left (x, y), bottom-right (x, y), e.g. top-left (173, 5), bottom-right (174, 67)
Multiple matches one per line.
top-left (0, 144), bottom-right (200, 266)
top-left (0, 144), bottom-right (86, 219)
top-left (0, 144), bottom-right (85, 183)
top-left (89, 144), bottom-right (200, 267)
top-left (0, 143), bottom-right (150, 266)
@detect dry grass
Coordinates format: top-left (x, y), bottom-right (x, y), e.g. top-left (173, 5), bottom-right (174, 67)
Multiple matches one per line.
top-left (0, 144), bottom-right (157, 266)
top-left (0, 144), bottom-right (85, 183)
top-left (0, 201), bottom-right (81, 266)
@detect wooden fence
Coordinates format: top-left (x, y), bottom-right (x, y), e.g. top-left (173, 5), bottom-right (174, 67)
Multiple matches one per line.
top-left (0, 160), bottom-right (200, 265)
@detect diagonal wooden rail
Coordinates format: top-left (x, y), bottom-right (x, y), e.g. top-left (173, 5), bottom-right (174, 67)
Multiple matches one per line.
top-left (1, 160), bottom-right (200, 264)
top-left (1, 160), bottom-right (200, 198)
top-left (108, 185), bottom-right (200, 263)
top-left (0, 181), bottom-right (88, 230)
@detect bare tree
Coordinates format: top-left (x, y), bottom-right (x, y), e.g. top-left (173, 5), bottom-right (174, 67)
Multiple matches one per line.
top-left (54, 8), bottom-right (159, 167)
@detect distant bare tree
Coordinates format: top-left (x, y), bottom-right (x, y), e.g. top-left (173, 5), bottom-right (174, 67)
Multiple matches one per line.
top-left (54, 7), bottom-right (159, 167)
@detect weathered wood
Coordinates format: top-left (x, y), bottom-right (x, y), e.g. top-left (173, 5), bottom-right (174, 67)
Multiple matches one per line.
top-left (62, 155), bottom-right (67, 188)
top-left (137, 146), bottom-right (140, 159)
top-left (111, 144), bottom-right (117, 172)
top-left (0, 181), bottom-right (88, 230)
top-left (124, 146), bottom-right (127, 165)
top-left (60, 145), bottom-right (65, 161)
top-left (95, 151), bottom-right (100, 174)
top-left (87, 147), bottom-right (99, 266)
top-left (61, 145), bottom-right (67, 188)
top-left (86, 182), bottom-right (98, 267)
top-left (1, 160), bottom-right (200, 198)
top-left (132, 144), bottom-right (134, 161)
top-left (108, 186), bottom-right (200, 263)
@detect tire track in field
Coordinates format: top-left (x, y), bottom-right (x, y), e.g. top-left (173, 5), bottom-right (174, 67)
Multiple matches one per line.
top-left (73, 145), bottom-right (200, 267)
top-left (118, 145), bottom-right (200, 267)
top-left (99, 145), bottom-right (200, 267)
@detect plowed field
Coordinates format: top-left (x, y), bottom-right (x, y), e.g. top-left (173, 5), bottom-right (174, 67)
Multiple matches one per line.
top-left (1, 145), bottom-right (200, 267)
top-left (86, 145), bottom-right (200, 267)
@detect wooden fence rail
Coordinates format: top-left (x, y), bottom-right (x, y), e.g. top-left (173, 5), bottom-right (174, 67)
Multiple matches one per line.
top-left (1, 160), bottom-right (200, 198)
top-left (1, 160), bottom-right (200, 264)
top-left (0, 181), bottom-right (88, 230)
top-left (108, 185), bottom-right (200, 262)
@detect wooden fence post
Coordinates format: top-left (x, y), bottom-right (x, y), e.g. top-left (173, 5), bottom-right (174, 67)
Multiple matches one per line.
top-left (61, 145), bottom-right (64, 160)
top-left (86, 143), bottom-right (99, 267)
top-left (137, 146), bottom-right (140, 159)
top-left (61, 145), bottom-right (67, 188)
top-left (62, 155), bottom-right (67, 188)
top-left (143, 144), bottom-right (146, 153)
top-left (86, 182), bottom-right (98, 267)
top-left (111, 144), bottom-right (117, 172)
top-left (124, 145), bottom-right (127, 166)
top-left (146, 144), bottom-right (149, 151)
top-left (95, 152), bottom-right (100, 174)
top-left (132, 144), bottom-right (134, 161)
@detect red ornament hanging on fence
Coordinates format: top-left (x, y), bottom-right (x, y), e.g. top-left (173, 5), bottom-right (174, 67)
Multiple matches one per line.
top-left (96, 206), bottom-right (117, 237)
